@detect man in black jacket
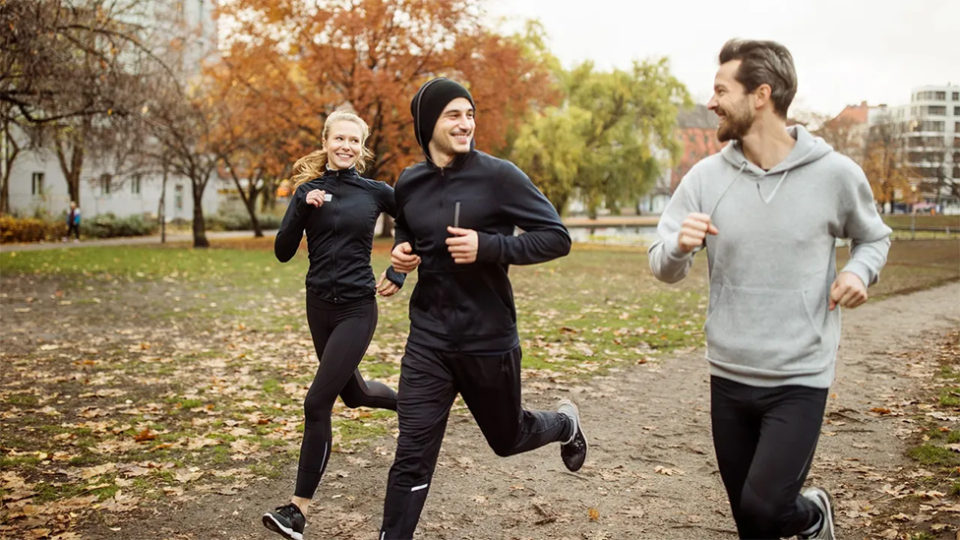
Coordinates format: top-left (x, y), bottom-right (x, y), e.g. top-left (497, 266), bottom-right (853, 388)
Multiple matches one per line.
top-left (378, 78), bottom-right (588, 539)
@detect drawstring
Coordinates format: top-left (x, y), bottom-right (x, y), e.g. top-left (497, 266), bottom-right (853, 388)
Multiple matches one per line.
top-left (758, 170), bottom-right (789, 204)
top-left (693, 162), bottom-right (746, 254)
top-left (709, 162), bottom-right (747, 219)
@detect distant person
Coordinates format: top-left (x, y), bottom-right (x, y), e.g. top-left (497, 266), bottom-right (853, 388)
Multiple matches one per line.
top-left (263, 110), bottom-right (408, 540)
top-left (649, 39), bottom-right (891, 540)
top-left (65, 201), bottom-right (81, 242)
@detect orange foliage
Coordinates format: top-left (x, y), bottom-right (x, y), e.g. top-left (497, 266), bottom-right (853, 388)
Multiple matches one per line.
top-left (209, 0), bottom-right (559, 185)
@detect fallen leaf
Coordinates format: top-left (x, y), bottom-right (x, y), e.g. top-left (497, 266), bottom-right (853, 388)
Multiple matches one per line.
top-left (588, 507), bottom-right (600, 521)
top-left (134, 429), bottom-right (156, 443)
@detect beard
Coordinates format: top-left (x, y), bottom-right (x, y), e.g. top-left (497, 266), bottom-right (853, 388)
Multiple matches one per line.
top-left (716, 102), bottom-right (754, 142)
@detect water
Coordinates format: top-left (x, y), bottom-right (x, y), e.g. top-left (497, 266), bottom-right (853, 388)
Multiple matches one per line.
top-left (568, 226), bottom-right (660, 247)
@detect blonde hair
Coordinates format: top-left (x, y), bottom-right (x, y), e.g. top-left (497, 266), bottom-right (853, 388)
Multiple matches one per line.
top-left (291, 111), bottom-right (375, 188)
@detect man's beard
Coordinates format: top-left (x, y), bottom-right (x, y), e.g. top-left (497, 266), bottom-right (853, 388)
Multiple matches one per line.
top-left (716, 104), bottom-right (754, 142)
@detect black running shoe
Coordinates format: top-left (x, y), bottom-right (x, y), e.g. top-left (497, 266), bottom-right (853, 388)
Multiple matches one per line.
top-left (262, 502), bottom-right (305, 540)
top-left (558, 399), bottom-right (588, 472)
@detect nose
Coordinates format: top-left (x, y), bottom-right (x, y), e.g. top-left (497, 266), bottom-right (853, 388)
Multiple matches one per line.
top-left (707, 96), bottom-right (718, 111)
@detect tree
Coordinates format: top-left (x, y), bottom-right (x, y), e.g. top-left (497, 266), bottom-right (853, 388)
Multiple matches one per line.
top-left (143, 76), bottom-right (219, 248)
top-left (0, 0), bottom-right (157, 125)
top-left (214, 0), bottom-right (559, 235)
top-left (862, 112), bottom-right (916, 208)
top-left (814, 113), bottom-right (868, 165)
top-left (511, 60), bottom-right (690, 215)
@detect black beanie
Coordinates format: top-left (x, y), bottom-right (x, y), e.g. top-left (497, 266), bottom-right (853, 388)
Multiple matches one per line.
top-left (410, 78), bottom-right (475, 152)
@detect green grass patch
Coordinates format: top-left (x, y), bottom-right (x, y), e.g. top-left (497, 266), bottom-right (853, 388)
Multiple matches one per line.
top-left (0, 455), bottom-right (41, 468)
top-left (907, 444), bottom-right (960, 467)
top-left (333, 418), bottom-right (388, 443)
top-left (5, 393), bottom-right (40, 407)
top-left (939, 387), bottom-right (960, 408)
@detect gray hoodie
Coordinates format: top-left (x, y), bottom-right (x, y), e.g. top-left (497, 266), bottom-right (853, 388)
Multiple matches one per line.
top-left (649, 125), bottom-right (891, 389)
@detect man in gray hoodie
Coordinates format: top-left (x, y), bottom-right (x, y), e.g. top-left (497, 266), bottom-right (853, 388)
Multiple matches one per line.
top-left (649, 39), bottom-right (891, 540)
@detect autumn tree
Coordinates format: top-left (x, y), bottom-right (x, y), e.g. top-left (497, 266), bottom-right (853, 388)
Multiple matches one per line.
top-left (511, 60), bottom-right (690, 215)
top-left (862, 112), bottom-right (916, 208)
top-left (213, 0), bottom-right (559, 234)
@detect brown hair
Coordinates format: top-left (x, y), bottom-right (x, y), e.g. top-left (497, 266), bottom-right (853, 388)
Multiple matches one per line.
top-left (291, 111), bottom-right (375, 188)
top-left (719, 39), bottom-right (797, 119)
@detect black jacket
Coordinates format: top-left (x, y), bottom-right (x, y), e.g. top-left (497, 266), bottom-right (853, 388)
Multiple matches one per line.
top-left (275, 167), bottom-right (403, 303)
top-left (394, 150), bottom-right (571, 353)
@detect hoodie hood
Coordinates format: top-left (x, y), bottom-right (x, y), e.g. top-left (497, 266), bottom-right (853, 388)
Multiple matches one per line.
top-left (720, 124), bottom-right (833, 176)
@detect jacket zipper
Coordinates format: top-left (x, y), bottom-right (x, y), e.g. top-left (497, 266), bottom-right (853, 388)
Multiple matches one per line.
top-left (332, 171), bottom-right (341, 303)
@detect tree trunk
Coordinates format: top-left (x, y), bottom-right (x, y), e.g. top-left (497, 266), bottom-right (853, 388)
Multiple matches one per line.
top-left (246, 194), bottom-right (263, 237)
top-left (379, 214), bottom-right (393, 238)
top-left (223, 157), bottom-right (264, 237)
top-left (192, 181), bottom-right (209, 248)
top-left (55, 130), bottom-right (84, 204)
top-left (1, 120), bottom-right (19, 215)
top-left (159, 164), bottom-right (167, 243)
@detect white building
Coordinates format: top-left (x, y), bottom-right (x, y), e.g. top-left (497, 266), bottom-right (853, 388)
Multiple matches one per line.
top-left (890, 84), bottom-right (960, 208)
top-left (3, 0), bottom-right (224, 222)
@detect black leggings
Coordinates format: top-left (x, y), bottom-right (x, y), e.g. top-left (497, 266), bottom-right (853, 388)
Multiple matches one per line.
top-left (711, 376), bottom-right (827, 539)
top-left (380, 342), bottom-right (573, 539)
top-left (67, 223), bottom-right (80, 239)
top-left (294, 294), bottom-right (398, 499)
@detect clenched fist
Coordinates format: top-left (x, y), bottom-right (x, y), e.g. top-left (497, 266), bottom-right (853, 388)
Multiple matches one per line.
top-left (678, 212), bottom-right (719, 253)
top-left (829, 272), bottom-right (867, 311)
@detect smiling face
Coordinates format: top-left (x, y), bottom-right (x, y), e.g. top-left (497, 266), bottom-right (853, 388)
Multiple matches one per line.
top-left (324, 120), bottom-right (364, 170)
top-left (428, 97), bottom-right (475, 164)
top-left (707, 60), bottom-right (756, 143)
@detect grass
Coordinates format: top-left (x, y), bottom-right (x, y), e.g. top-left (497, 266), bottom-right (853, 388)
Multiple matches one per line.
top-left (907, 444), bottom-right (960, 467)
top-left (0, 237), bottom-right (958, 536)
top-left (938, 387), bottom-right (960, 408)
top-left (882, 215), bottom-right (960, 229)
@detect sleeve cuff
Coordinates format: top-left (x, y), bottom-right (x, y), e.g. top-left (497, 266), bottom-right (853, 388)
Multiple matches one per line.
top-left (385, 266), bottom-right (406, 288)
top-left (840, 261), bottom-right (874, 287)
top-left (665, 233), bottom-right (694, 262)
top-left (476, 231), bottom-right (502, 263)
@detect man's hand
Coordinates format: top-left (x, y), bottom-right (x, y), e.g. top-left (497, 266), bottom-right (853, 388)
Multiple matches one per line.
top-left (391, 242), bottom-right (420, 273)
top-left (305, 189), bottom-right (326, 208)
top-left (678, 212), bottom-right (719, 253)
top-left (829, 272), bottom-right (867, 311)
top-left (446, 227), bottom-right (478, 264)
top-left (376, 270), bottom-right (400, 297)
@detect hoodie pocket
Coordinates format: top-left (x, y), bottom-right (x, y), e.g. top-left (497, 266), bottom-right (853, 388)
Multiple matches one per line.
top-left (705, 284), bottom-right (823, 373)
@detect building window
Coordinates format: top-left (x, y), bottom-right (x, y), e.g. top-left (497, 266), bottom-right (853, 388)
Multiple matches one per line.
top-left (174, 184), bottom-right (184, 211)
top-left (914, 121), bottom-right (945, 133)
top-left (936, 91), bottom-right (946, 100)
top-left (131, 175), bottom-right (142, 195)
top-left (927, 106), bottom-right (946, 116)
top-left (100, 174), bottom-right (112, 196)
top-left (31, 172), bottom-right (44, 196)
top-left (954, 92), bottom-right (959, 101)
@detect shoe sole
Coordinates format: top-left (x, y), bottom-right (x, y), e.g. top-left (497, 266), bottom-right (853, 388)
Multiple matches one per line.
top-left (262, 513), bottom-right (303, 540)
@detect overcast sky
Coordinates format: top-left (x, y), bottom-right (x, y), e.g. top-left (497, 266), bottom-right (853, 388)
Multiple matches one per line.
top-left (484, 0), bottom-right (960, 117)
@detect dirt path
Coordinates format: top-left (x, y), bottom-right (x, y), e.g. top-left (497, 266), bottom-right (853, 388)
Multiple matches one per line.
top-left (80, 282), bottom-right (960, 540)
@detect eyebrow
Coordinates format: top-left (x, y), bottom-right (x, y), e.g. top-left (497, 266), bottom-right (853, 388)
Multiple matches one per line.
top-left (444, 108), bottom-right (475, 115)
